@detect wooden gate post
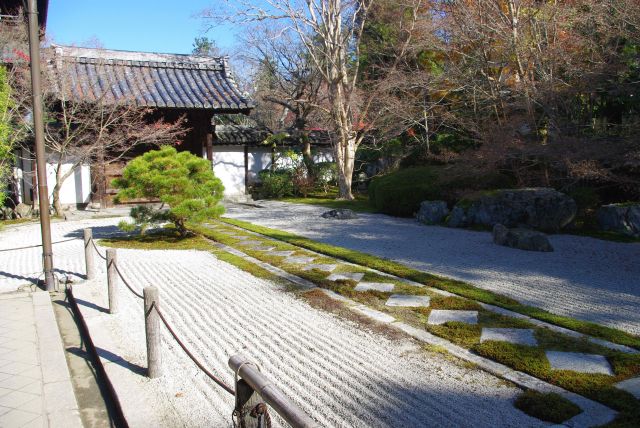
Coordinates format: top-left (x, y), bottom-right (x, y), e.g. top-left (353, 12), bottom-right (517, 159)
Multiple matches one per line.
top-left (143, 286), bottom-right (162, 378)
top-left (106, 249), bottom-right (119, 314)
top-left (83, 228), bottom-right (95, 280)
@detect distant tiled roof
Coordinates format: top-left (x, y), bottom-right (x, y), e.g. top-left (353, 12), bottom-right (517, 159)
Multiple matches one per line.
top-left (47, 45), bottom-right (254, 111)
top-left (215, 125), bottom-right (332, 146)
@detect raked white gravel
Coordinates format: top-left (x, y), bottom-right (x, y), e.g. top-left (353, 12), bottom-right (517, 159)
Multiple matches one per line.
top-left (224, 200), bottom-right (640, 335)
top-left (1, 219), bottom-right (544, 427)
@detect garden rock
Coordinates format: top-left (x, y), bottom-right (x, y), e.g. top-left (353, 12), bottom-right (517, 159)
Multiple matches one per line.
top-left (321, 209), bottom-right (358, 220)
top-left (597, 204), bottom-right (640, 237)
top-left (416, 201), bottom-right (449, 225)
top-left (14, 203), bottom-right (32, 219)
top-left (446, 206), bottom-right (469, 228)
top-left (493, 224), bottom-right (553, 252)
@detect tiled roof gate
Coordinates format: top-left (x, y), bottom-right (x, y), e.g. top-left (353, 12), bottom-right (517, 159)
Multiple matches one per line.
top-left (47, 45), bottom-right (254, 111)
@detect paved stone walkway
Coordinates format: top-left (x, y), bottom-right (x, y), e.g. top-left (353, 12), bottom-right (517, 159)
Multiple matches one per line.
top-left (0, 292), bottom-right (82, 428)
top-left (224, 201), bottom-right (640, 335)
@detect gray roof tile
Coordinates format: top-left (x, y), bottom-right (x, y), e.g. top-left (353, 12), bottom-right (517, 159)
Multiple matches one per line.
top-left (47, 45), bottom-right (253, 111)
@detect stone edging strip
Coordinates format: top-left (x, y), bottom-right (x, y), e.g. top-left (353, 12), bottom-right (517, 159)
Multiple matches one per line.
top-left (217, 222), bottom-right (639, 355)
top-left (32, 291), bottom-right (83, 427)
top-left (208, 229), bottom-right (618, 427)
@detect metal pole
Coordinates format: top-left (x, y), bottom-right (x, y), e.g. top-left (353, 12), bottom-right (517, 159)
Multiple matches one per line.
top-left (106, 249), bottom-right (119, 314)
top-left (26, 0), bottom-right (54, 290)
top-left (83, 228), bottom-right (95, 280)
top-left (143, 287), bottom-right (162, 378)
top-left (229, 353), bottom-right (318, 428)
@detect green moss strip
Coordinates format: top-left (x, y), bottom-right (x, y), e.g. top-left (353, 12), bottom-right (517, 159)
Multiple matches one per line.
top-left (514, 391), bottom-right (582, 424)
top-left (217, 217), bottom-right (640, 350)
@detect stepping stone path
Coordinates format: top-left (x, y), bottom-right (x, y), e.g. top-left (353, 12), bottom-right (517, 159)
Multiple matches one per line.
top-left (232, 236), bottom-right (251, 240)
top-left (354, 282), bottom-right (395, 293)
top-left (301, 264), bottom-right (338, 273)
top-left (615, 377), bottom-right (640, 399)
top-left (352, 306), bottom-right (395, 323)
top-left (237, 240), bottom-right (263, 247)
top-left (327, 272), bottom-right (365, 282)
top-left (270, 251), bottom-right (296, 257)
top-left (480, 328), bottom-right (538, 346)
top-left (385, 294), bottom-right (430, 308)
top-left (428, 310), bottom-right (478, 325)
top-left (283, 256), bottom-right (316, 265)
top-left (545, 351), bottom-right (614, 376)
top-left (251, 245), bottom-right (276, 252)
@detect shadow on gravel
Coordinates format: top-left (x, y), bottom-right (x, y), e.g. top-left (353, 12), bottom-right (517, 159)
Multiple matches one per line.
top-left (74, 297), bottom-right (109, 314)
top-left (64, 225), bottom-right (128, 240)
top-left (67, 346), bottom-right (147, 377)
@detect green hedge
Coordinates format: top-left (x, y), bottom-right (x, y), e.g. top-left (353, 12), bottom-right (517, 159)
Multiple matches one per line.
top-left (368, 165), bottom-right (513, 217)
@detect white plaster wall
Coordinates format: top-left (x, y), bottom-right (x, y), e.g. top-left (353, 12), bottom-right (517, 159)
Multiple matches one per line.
top-left (212, 146), bottom-right (246, 196)
top-left (248, 147), bottom-right (272, 186)
top-left (45, 160), bottom-right (91, 205)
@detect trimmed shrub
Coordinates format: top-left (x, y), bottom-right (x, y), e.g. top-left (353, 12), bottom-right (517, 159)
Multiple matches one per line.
top-left (369, 165), bottom-right (513, 217)
top-left (256, 169), bottom-right (294, 198)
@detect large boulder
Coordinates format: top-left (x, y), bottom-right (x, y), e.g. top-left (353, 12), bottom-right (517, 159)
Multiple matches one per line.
top-left (321, 209), bottom-right (358, 220)
top-left (493, 224), bottom-right (554, 252)
top-left (14, 203), bottom-right (32, 219)
top-left (597, 204), bottom-right (640, 237)
top-left (450, 188), bottom-right (576, 232)
top-left (416, 201), bottom-right (449, 225)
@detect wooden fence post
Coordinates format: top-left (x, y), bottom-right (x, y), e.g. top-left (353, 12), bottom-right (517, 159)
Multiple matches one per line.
top-left (106, 249), bottom-right (119, 314)
top-left (83, 228), bottom-right (95, 280)
top-left (143, 286), bottom-right (162, 378)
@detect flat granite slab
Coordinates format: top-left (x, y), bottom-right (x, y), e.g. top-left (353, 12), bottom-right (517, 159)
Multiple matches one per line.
top-left (385, 294), bottom-right (430, 308)
top-left (231, 235), bottom-right (251, 240)
top-left (546, 351), bottom-right (614, 375)
top-left (237, 240), bottom-right (264, 247)
top-left (251, 246), bottom-right (276, 252)
top-left (354, 282), bottom-right (395, 293)
top-left (301, 264), bottom-right (338, 273)
top-left (427, 310), bottom-right (478, 325)
top-left (269, 251), bottom-right (296, 257)
top-left (283, 256), bottom-right (316, 265)
top-left (352, 306), bottom-right (395, 323)
top-left (480, 328), bottom-right (538, 346)
top-left (326, 272), bottom-right (365, 282)
top-left (615, 377), bottom-right (640, 399)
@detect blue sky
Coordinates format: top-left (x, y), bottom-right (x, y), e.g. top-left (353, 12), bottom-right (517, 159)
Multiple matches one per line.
top-left (47, 0), bottom-right (237, 54)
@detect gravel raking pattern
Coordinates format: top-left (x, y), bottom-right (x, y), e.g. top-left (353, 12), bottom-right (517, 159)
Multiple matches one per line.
top-left (224, 201), bottom-right (640, 335)
top-left (83, 245), bottom-right (544, 427)
top-left (0, 218), bottom-right (125, 292)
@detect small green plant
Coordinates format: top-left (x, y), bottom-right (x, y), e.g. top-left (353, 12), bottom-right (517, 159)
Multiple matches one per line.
top-left (514, 391), bottom-right (582, 423)
top-left (113, 146), bottom-right (224, 237)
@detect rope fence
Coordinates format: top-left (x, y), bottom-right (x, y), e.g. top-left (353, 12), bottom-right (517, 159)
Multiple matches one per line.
top-left (0, 237), bottom-right (78, 253)
top-left (82, 227), bottom-right (315, 427)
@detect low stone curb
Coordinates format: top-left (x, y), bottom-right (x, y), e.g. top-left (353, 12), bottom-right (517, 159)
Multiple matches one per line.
top-left (32, 291), bottom-right (83, 428)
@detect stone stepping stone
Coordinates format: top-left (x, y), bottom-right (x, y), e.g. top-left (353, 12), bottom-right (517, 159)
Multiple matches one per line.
top-left (237, 240), bottom-right (263, 247)
top-left (352, 306), bottom-right (395, 323)
top-left (546, 351), bottom-right (614, 375)
top-left (269, 251), bottom-right (296, 257)
top-left (326, 272), bottom-right (365, 282)
top-left (251, 246), bottom-right (276, 252)
top-left (301, 264), bottom-right (338, 273)
top-left (385, 294), bottom-right (430, 308)
top-left (615, 377), bottom-right (640, 399)
top-left (427, 310), bottom-right (478, 325)
top-left (231, 236), bottom-right (251, 240)
top-left (480, 328), bottom-right (538, 346)
top-left (283, 256), bottom-right (316, 265)
top-left (354, 282), bottom-right (395, 293)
